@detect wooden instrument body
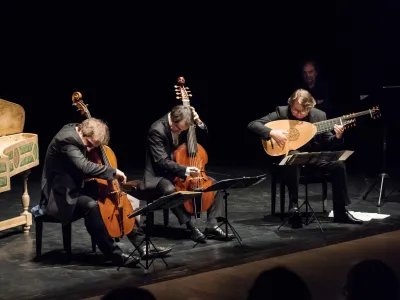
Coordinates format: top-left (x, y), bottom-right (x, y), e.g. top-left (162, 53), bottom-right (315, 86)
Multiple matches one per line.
top-left (173, 143), bottom-right (216, 214)
top-left (86, 145), bottom-right (135, 238)
top-left (172, 76), bottom-right (217, 215)
top-left (71, 91), bottom-right (135, 239)
top-left (262, 120), bottom-right (317, 156)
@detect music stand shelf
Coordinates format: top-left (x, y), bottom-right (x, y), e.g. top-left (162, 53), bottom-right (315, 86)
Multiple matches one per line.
top-left (118, 191), bottom-right (202, 272)
top-left (194, 174), bottom-right (267, 249)
top-left (277, 150), bottom-right (354, 233)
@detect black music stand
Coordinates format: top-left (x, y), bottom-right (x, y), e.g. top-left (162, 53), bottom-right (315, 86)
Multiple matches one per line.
top-left (362, 86), bottom-right (400, 206)
top-left (277, 150), bottom-right (354, 233)
top-left (117, 191), bottom-right (202, 271)
top-left (193, 174), bottom-right (267, 249)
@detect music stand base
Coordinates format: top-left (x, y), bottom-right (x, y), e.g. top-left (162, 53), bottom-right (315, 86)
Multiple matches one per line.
top-left (117, 226), bottom-right (169, 272)
top-left (193, 189), bottom-right (245, 250)
top-left (362, 173), bottom-right (400, 207)
top-left (278, 201), bottom-right (324, 234)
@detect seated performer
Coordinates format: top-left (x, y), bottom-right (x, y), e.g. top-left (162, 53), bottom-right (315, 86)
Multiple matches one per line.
top-left (144, 105), bottom-right (233, 243)
top-left (39, 118), bottom-right (171, 266)
top-left (247, 89), bottom-right (363, 224)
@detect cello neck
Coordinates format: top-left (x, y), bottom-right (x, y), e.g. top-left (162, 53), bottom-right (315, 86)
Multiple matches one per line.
top-left (71, 91), bottom-right (121, 189)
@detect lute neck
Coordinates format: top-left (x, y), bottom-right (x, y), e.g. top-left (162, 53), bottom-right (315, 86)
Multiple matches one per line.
top-left (314, 109), bottom-right (372, 134)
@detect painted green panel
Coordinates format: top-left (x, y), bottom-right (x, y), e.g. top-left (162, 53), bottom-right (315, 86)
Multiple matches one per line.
top-left (0, 176), bottom-right (8, 187)
top-left (20, 156), bottom-right (34, 167)
top-left (0, 163), bottom-right (6, 174)
top-left (33, 143), bottom-right (38, 160)
top-left (19, 143), bottom-right (33, 155)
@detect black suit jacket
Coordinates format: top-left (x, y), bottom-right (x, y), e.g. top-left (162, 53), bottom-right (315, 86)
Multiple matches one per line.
top-left (247, 105), bottom-right (343, 153)
top-left (144, 113), bottom-right (208, 189)
top-left (40, 123), bottom-right (116, 224)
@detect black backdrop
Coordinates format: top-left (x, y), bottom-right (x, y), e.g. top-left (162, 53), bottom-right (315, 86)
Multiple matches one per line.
top-left (0, 1), bottom-right (399, 180)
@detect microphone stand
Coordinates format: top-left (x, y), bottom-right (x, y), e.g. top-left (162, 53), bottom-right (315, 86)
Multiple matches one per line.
top-left (362, 88), bottom-right (400, 206)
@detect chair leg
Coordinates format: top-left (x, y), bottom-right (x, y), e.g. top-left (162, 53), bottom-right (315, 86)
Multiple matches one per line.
top-left (62, 223), bottom-right (72, 258)
top-left (280, 182), bottom-right (286, 221)
top-left (305, 184), bottom-right (309, 224)
top-left (91, 236), bottom-right (96, 253)
top-left (35, 220), bottom-right (43, 260)
top-left (271, 175), bottom-right (277, 215)
top-left (322, 181), bottom-right (328, 212)
top-left (163, 209), bottom-right (169, 226)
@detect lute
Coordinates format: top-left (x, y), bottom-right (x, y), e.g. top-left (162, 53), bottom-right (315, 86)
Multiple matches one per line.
top-left (262, 106), bottom-right (381, 156)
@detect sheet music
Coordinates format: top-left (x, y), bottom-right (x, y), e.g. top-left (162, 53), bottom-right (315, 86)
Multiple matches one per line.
top-left (338, 150), bottom-right (354, 161)
top-left (279, 155), bottom-right (292, 165)
top-left (279, 150), bottom-right (354, 165)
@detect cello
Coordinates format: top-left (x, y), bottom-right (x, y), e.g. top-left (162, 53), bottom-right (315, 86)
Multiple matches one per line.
top-left (172, 77), bottom-right (216, 216)
top-left (71, 92), bottom-right (135, 238)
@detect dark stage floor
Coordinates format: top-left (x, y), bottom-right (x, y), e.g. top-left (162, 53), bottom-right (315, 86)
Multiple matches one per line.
top-left (1, 165), bottom-right (400, 300)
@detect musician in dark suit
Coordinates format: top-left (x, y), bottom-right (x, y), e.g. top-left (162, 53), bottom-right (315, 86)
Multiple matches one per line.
top-left (247, 89), bottom-right (362, 224)
top-left (144, 105), bottom-right (233, 243)
top-left (40, 118), bottom-right (170, 266)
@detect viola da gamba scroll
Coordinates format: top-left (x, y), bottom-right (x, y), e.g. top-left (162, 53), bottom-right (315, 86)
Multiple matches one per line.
top-left (262, 107), bottom-right (381, 156)
top-left (172, 77), bottom-right (216, 215)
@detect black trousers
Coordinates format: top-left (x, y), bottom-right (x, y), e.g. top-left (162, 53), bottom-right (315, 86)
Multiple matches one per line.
top-left (274, 151), bottom-right (351, 213)
top-left (71, 196), bottom-right (122, 258)
top-left (156, 177), bottom-right (225, 226)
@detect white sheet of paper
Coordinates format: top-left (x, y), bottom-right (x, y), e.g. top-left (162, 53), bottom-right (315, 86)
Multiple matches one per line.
top-left (328, 211), bottom-right (390, 221)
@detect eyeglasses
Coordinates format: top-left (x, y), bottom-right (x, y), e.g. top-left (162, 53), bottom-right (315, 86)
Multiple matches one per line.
top-left (291, 107), bottom-right (309, 115)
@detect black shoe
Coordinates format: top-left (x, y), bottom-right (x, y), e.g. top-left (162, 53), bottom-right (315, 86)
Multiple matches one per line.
top-left (191, 227), bottom-right (206, 243)
top-left (138, 244), bottom-right (172, 259)
top-left (204, 226), bottom-right (235, 240)
top-left (334, 210), bottom-right (363, 224)
top-left (112, 252), bottom-right (140, 266)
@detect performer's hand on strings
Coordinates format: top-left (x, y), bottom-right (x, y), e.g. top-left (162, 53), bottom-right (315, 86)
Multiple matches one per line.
top-left (187, 166), bottom-right (201, 177)
top-left (334, 124), bottom-right (345, 139)
top-left (270, 129), bottom-right (288, 148)
top-left (114, 169), bottom-right (127, 184)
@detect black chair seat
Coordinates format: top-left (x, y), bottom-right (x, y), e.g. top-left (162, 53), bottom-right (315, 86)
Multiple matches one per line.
top-left (35, 214), bottom-right (96, 261)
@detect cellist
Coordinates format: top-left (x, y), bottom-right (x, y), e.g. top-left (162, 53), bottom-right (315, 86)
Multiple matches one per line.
top-left (144, 105), bottom-right (233, 243)
top-left (39, 118), bottom-right (171, 266)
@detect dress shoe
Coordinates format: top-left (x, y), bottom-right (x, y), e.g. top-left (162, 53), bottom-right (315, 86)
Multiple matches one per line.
top-left (112, 252), bottom-right (140, 266)
top-left (333, 210), bottom-right (363, 224)
top-left (204, 226), bottom-right (235, 240)
top-left (138, 244), bottom-right (172, 259)
top-left (191, 227), bottom-right (206, 243)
